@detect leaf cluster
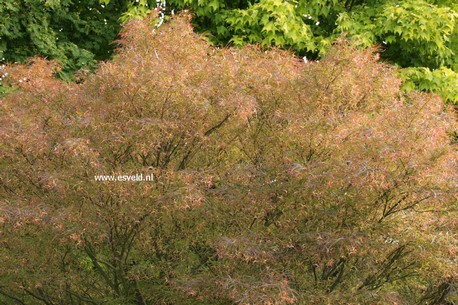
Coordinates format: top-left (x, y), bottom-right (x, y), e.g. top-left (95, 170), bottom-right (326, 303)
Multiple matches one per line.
top-left (0, 0), bottom-right (126, 79)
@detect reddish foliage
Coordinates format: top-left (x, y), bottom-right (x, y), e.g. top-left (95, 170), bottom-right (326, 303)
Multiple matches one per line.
top-left (0, 13), bottom-right (457, 305)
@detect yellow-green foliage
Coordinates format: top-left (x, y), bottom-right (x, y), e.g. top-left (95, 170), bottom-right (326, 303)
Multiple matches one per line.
top-left (400, 66), bottom-right (458, 103)
top-left (0, 14), bottom-right (457, 305)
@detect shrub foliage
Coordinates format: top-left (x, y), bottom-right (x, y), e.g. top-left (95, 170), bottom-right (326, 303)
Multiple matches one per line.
top-left (0, 14), bottom-right (457, 304)
top-left (125, 0), bottom-right (458, 103)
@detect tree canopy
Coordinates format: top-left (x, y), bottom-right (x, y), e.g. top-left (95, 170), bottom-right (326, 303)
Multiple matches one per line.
top-left (1, 14), bottom-right (457, 304)
top-left (0, 0), bottom-right (126, 79)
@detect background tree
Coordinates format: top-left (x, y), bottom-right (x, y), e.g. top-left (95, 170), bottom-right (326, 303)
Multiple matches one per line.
top-left (0, 0), bottom-right (127, 79)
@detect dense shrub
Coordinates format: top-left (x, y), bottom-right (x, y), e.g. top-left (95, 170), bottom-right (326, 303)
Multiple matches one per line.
top-left (1, 14), bottom-right (457, 304)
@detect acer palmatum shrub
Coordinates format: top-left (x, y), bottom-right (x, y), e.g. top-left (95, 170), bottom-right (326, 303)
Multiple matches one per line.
top-left (1, 14), bottom-right (457, 305)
